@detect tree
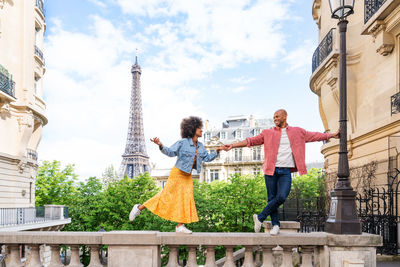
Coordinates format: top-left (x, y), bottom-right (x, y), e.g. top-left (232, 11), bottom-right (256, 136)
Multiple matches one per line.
top-left (101, 165), bottom-right (120, 188)
top-left (35, 160), bottom-right (78, 207)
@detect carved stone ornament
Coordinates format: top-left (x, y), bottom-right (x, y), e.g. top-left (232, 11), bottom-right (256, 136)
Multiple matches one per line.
top-left (17, 114), bottom-right (33, 132)
top-left (376, 44), bottom-right (395, 56)
top-left (0, 0), bottom-right (4, 9)
top-left (17, 159), bottom-right (27, 173)
top-left (0, 102), bottom-right (10, 114)
top-left (206, 136), bottom-right (224, 147)
top-left (369, 20), bottom-right (395, 56)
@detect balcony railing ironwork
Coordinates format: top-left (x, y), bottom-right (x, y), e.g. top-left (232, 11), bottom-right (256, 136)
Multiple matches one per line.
top-left (364, 0), bottom-right (387, 23)
top-left (225, 156), bottom-right (264, 163)
top-left (35, 0), bottom-right (45, 16)
top-left (312, 29), bottom-right (334, 73)
top-left (391, 92), bottom-right (400, 115)
top-left (0, 68), bottom-right (15, 97)
top-left (34, 45), bottom-right (45, 64)
top-left (0, 206), bottom-right (68, 227)
top-left (26, 149), bottom-right (38, 161)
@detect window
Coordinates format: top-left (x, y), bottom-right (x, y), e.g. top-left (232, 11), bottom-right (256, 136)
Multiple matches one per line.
top-left (204, 132), bottom-right (211, 141)
top-left (235, 130), bottom-right (242, 139)
top-left (35, 26), bottom-right (41, 47)
top-left (253, 147), bottom-right (261, 161)
top-left (220, 131), bottom-right (226, 140)
top-left (234, 148), bottom-right (242, 161)
top-left (210, 169), bottom-right (219, 181)
top-left (254, 128), bottom-right (261, 136)
top-left (253, 168), bottom-right (261, 175)
top-left (34, 75), bottom-right (40, 95)
top-left (235, 168), bottom-right (241, 175)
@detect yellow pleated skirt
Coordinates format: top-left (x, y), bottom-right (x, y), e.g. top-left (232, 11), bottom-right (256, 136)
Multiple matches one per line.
top-left (144, 166), bottom-right (199, 224)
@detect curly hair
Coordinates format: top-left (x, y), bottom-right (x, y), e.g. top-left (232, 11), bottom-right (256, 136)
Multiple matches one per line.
top-left (180, 116), bottom-right (203, 138)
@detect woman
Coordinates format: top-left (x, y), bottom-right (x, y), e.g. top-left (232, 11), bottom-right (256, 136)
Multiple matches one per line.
top-left (129, 116), bottom-right (225, 234)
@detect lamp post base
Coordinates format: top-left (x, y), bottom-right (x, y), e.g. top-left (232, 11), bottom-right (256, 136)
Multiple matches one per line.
top-left (325, 189), bottom-right (362, 234)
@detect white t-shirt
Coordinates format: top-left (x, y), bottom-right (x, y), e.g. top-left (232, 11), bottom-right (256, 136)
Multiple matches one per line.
top-left (275, 128), bottom-right (295, 168)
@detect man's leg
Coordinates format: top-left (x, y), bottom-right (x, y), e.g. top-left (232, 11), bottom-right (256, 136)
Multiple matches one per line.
top-left (273, 168), bottom-right (292, 226)
top-left (258, 173), bottom-right (278, 222)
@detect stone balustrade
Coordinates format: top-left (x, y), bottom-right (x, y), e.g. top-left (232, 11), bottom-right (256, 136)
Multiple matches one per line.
top-left (0, 231), bottom-right (382, 267)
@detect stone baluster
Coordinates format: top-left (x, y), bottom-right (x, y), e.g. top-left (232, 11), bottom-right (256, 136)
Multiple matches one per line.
top-left (48, 245), bottom-right (63, 267)
top-left (186, 246), bottom-right (197, 267)
top-left (242, 246), bottom-right (255, 267)
top-left (260, 246), bottom-right (274, 267)
top-left (281, 246), bottom-right (294, 267)
top-left (166, 245), bottom-right (179, 267)
top-left (68, 245), bottom-right (83, 267)
top-left (300, 246), bottom-right (314, 267)
top-left (204, 246), bottom-right (216, 267)
top-left (254, 248), bottom-right (262, 267)
top-left (88, 245), bottom-right (103, 267)
top-left (25, 245), bottom-right (42, 267)
top-left (5, 245), bottom-right (21, 267)
top-left (222, 246), bottom-right (235, 267)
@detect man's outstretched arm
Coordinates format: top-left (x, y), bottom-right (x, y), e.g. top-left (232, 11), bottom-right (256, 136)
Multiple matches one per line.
top-left (225, 139), bottom-right (248, 150)
top-left (305, 129), bottom-right (339, 142)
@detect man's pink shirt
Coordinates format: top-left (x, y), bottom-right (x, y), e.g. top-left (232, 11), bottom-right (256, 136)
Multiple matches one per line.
top-left (246, 126), bottom-right (332, 176)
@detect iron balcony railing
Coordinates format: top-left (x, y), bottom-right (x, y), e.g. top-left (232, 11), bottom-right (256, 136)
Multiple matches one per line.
top-left (312, 28), bottom-right (334, 73)
top-left (391, 92), bottom-right (400, 115)
top-left (35, 0), bottom-right (45, 16)
top-left (225, 156), bottom-right (264, 163)
top-left (34, 45), bottom-right (44, 64)
top-left (0, 66), bottom-right (15, 97)
top-left (0, 206), bottom-right (69, 227)
top-left (364, 0), bottom-right (387, 24)
top-left (26, 149), bottom-right (38, 161)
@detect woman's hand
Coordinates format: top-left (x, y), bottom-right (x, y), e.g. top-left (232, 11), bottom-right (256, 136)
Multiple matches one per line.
top-left (150, 137), bottom-right (162, 146)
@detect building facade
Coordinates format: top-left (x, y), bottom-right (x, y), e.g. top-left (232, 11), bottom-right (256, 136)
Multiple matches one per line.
top-left (0, 0), bottom-right (47, 208)
top-left (201, 115), bottom-right (273, 182)
top-left (310, 0), bottom-right (400, 194)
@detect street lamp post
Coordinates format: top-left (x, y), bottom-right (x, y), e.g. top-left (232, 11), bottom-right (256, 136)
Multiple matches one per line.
top-left (325, 0), bottom-right (362, 234)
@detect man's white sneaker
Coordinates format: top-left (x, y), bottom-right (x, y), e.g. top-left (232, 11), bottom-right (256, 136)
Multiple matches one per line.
top-left (129, 204), bottom-right (141, 221)
top-left (270, 225), bottom-right (280, 236)
top-left (253, 214), bottom-right (262, 233)
top-left (175, 225), bottom-right (192, 234)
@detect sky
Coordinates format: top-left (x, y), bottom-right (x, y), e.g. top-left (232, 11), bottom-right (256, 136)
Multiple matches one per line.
top-left (40, 0), bottom-right (327, 179)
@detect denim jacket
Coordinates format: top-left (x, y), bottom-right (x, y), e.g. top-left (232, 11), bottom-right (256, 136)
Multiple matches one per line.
top-left (161, 138), bottom-right (218, 174)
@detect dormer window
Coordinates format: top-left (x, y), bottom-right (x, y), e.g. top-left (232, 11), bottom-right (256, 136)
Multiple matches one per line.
top-left (234, 130), bottom-right (242, 139)
top-left (220, 131), bottom-right (226, 140)
top-left (204, 132), bottom-right (211, 141)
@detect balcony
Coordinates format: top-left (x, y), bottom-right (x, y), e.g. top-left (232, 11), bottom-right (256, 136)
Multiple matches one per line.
top-left (224, 156), bottom-right (264, 164)
top-left (391, 92), bottom-right (400, 115)
top-left (0, 231), bottom-right (381, 266)
top-left (0, 206), bottom-right (70, 231)
top-left (312, 28), bottom-right (334, 73)
top-left (0, 66), bottom-right (15, 98)
top-left (35, 0), bottom-right (45, 17)
top-left (34, 45), bottom-right (45, 65)
top-left (26, 149), bottom-right (38, 161)
top-left (364, 0), bottom-right (387, 23)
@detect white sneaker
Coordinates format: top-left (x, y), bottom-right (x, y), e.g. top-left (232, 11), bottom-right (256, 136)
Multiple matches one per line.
top-left (129, 204), bottom-right (141, 221)
top-left (253, 214), bottom-right (262, 233)
top-left (175, 225), bottom-right (192, 234)
top-left (270, 225), bottom-right (280, 236)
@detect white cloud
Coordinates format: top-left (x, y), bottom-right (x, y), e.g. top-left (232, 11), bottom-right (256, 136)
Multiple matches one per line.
top-left (230, 76), bottom-right (255, 84)
top-left (88, 0), bottom-right (107, 8)
top-left (283, 39), bottom-right (315, 72)
top-left (232, 86), bottom-right (248, 93)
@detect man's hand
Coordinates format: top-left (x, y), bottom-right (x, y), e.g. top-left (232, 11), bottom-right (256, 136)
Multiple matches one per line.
top-left (331, 129), bottom-right (340, 139)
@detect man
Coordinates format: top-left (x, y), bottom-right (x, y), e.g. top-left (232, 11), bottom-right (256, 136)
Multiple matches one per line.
top-left (225, 109), bottom-right (339, 235)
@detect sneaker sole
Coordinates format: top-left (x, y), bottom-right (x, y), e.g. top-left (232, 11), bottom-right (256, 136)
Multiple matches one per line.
top-left (129, 205), bottom-right (140, 221)
top-left (253, 214), bottom-right (261, 233)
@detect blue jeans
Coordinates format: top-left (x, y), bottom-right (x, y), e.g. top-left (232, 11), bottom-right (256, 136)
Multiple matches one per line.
top-left (258, 167), bottom-right (292, 226)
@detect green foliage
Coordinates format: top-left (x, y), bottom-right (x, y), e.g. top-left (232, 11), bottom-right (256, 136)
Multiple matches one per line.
top-left (289, 168), bottom-right (325, 199)
top-left (35, 160), bottom-right (78, 207)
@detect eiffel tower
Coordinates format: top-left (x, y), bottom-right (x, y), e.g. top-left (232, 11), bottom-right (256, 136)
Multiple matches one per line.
top-left (119, 57), bottom-right (150, 178)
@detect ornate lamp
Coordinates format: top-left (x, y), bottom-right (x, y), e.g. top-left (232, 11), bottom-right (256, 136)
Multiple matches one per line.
top-left (329, 0), bottom-right (355, 20)
top-left (325, 0), bottom-right (361, 234)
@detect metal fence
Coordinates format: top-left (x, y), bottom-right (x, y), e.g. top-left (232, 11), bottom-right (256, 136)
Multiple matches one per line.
top-left (0, 206), bottom-right (68, 227)
top-left (0, 70), bottom-right (15, 97)
top-left (312, 28), bottom-right (334, 73)
top-left (35, 0), bottom-right (45, 16)
top-left (364, 0), bottom-right (387, 23)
